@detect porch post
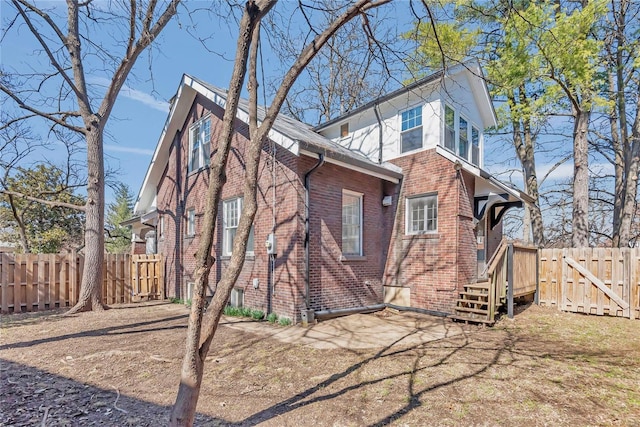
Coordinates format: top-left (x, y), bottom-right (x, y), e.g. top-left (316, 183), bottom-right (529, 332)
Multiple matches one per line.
top-left (507, 243), bottom-right (514, 319)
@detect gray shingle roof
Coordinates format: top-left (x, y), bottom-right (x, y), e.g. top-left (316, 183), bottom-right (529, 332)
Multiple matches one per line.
top-left (193, 77), bottom-right (402, 179)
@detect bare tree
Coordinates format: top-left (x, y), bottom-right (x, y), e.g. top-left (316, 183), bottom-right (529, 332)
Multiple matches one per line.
top-left (1, 0), bottom-right (180, 312)
top-left (600, 0), bottom-right (640, 247)
top-left (267, 0), bottom-right (396, 125)
top-left (170, 0), bottom-right (392, 424)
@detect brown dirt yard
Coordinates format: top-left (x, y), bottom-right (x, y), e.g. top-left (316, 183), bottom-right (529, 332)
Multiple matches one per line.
top-left (1, 302), bottom-right (639, 427)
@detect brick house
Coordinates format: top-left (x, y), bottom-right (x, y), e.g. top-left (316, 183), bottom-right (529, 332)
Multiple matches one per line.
top-left (128, 61), bottom-right (532, 321)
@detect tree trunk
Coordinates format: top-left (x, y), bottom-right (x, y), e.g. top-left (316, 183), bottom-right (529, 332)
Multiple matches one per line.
top-left (572, 108), bottom-right (590, 247)
top-left (510, 89), bottom-right (545, 246)
top-left (7, 194), bottom-right (31, 253)
top-left (170, 3), bottom-right (266, 425)
top-left (618, 96), bottom-right (640, 246)
top-left (170, 2), bottom-right (391, 424)
top-left (68, 127), bottom-right (105, 313)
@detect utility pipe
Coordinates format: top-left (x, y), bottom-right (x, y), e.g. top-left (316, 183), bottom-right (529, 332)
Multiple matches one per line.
top-left (373, 104), bottom-right (383, 164)
top-left (304, 154), bottom-right (325, 309)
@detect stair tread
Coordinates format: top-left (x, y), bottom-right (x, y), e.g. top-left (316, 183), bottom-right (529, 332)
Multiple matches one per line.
top-left (456, 299), bottom-right (489, 306)
top-left (455, 306), bottom-right (489, 314)
top-left (449, 314), bottom-right (495, 325)
top-left (459, 291), bottom-right (489, 298)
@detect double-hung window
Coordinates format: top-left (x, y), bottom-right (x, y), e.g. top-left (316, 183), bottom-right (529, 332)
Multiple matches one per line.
top-left (459, 116), bottom-right (469, 161)
top-left (444, 105), bottom-right (456, 152)
top-left (400, 106), bottom-right (423, 153)
top-left (342, 190), bottom-right (363, 256)
top-left (442, 104), bottom-right (481, 167)
top-left (222, 197), bottom-right (254, 256)
top-left (188, 116), bottom-right (211, 172)
top-left (406, 194), bottom-right (437, 234)
top-left (186, 209), bottom-right (195, 237)
top-left (471, 126), bottom-right (480, 166)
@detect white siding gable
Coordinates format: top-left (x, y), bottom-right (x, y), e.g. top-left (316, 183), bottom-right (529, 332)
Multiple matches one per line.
top-left (317, 65), bottom-right (493, 168)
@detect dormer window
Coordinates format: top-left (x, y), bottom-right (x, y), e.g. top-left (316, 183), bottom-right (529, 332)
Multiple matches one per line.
top-left (443, 104), bottom-right (481, 167)
top-left (400, 106), bottom-right (423, 153)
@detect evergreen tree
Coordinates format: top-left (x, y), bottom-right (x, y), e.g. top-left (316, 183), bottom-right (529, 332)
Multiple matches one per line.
top-left (105, 183), bottom-right (134, 254)
top-left (0, 165), bottom-right (85, 253)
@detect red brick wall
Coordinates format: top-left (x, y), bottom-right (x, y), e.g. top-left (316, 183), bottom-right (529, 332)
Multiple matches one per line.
top-left (156, 94), bottom-right (305, 320)
top-left (300, 157), bottom-right (395, 312)
top-left (385, 149), bottom-right (478, 314)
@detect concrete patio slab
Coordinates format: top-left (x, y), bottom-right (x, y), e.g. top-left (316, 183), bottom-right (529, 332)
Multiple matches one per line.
top-left (222, 310), bottom-right (469, 350)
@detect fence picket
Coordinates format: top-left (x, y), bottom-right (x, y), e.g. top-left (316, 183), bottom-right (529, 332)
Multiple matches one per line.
top-left (539, 248), bottom-right (638, 320)
top-left (0, 253), bottom-right (163, 314)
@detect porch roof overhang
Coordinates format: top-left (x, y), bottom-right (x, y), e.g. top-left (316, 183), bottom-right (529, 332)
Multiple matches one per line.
top-left (436, 145), bottom-right (535, 228)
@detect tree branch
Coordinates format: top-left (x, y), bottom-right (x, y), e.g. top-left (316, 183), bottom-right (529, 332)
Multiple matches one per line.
top-left (1, 190), bottom-right (86, 212)
top-left (0, 85), bottom-right (86, 134)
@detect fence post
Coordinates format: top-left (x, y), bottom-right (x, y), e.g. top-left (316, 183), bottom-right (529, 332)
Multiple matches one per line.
top-left (535, 248), bottom-right (540, 305)
top-left (626, 248), bottom-right (634, 320)
top-left (507, 243), bottom-right (514, 319)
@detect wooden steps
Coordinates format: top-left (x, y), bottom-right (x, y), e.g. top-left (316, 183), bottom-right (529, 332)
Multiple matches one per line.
top-left (451, 281), bottom-right (500, 325)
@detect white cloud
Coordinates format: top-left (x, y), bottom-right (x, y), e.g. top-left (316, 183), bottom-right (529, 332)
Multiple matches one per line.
top-left (89, 76), bottom-right (169, 112)
top-left (104, 144), bottom-right (154, 156)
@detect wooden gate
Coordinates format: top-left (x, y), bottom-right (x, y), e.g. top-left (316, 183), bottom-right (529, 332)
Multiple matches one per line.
top-left (538, 248), bottom-right (638, 320)
top-left (130, 254), bottom-right (164, 301)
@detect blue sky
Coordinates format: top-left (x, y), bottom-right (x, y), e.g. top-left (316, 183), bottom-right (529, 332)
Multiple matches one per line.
top-left (2, 1), bottom-right (598, 211)
top-left (2, 1), bottom-right (246, 205)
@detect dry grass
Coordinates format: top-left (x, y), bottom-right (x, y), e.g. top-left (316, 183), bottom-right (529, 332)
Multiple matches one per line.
top-left (1, 303), bottom-right (639, 426)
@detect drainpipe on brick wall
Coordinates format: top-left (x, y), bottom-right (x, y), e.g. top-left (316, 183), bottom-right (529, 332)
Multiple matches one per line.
top-left (304, 154), bottom-right (325, 309)
top-left (373, 104), bottom-right (383, 164)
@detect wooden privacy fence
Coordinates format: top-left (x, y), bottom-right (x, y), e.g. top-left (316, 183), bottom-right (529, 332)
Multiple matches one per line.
top-left (538, 248), bottom-right (639, 320)
top-left (0, 253), bottom-right (163, 313)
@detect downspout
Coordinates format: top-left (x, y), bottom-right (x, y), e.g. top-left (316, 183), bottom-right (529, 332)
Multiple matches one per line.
top-left (304, 154), bottom-right (325, 309)
top-left (373, 104), bottom-right (383, 164)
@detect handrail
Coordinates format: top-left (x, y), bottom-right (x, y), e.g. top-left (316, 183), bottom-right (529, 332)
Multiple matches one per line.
top-left (483, 238), bottom-right (508, 277)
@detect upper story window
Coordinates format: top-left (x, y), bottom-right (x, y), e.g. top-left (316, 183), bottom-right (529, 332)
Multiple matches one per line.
top-left (186, 208), bottom-right (195, 237)
top-left (442, 104), bottom-right (481, 167)
top-left (159, 215), bottom-right (164, 239)
top-left (340, 123), bottom-right (349, 138)
top-left (222, 197), bottom-right (254, 256)
top-left (406, 194), bottom-right (437, 235)
top-left (471, 126), bottom-right (480, 165)
top-left (342, 190), bottom-right (363, 256)
top-left (400, 106), bottom-right (423, 153)
top-left (189, 115), bottom-right (211, 172)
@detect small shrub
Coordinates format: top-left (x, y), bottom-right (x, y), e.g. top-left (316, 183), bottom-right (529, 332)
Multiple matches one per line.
top-left (267, 312), bottom-right (278, 323)
top-left (239, 307), bottom-right (252, 317)
top-left (169, 297), bottom-right (185, 305)
top-left (250, 310), bottom-right (264, 320)
top-left (278, 317), bottom-right (292, 326)
top-left (223, 306), bottom-right (242, 317)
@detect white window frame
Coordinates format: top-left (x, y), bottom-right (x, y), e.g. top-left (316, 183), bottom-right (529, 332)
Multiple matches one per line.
top-left (186, 209), bottom-right (195, 237)
top-left (442, 104), bottom-right (481, 167)
top-left (188, 115), bottom-right (211, 172)
top-left (342, 190), bottom-right (363, 256)
top-left (405, 194), bottom-right (438, 235)
top-left (458, 114), bottom-right (469, 162)
top-left (222, 197), bottom-right (254, 256)
top-left (229, 288), bottom-right (244, 308)
top-left (159, 215), bottom-right (164, 239)
top-left (400, 105), bottom-right (423, 154)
